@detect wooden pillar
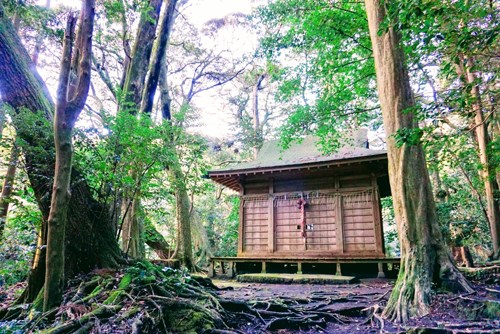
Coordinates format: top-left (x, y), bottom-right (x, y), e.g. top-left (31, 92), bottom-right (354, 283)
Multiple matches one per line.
top-left (261, 261), bottom-right (267, 274)
top-left (335, 179), bottom-right (344, 253)
top-left (228, 261), bottom-right (235, 278)
top-left (371, 175), bottom-right (384, 256)
top-left (377, 262), bottom-right (385, 278)
top-left (268, 178), bottom-right (275, 253)
top-left (208, 260), bottom-right (215, 278)
top-left (297, 262), bottom-right (303, 275)
top-left (220, 260), bottom-right (226, 274)
top-left (238, 185), bottom-right (244, 255)
top-left (336, 262), bottom-right (342, 276)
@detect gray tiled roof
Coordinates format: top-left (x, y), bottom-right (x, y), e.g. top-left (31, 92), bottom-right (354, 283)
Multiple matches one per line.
top-left (211, 135), bottom-right (386, 174)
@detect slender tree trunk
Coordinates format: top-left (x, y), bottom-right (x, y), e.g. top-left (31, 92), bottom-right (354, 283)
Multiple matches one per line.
top-left (149, 0), bottom-right (195, 270)
top-left (169, 160), bottom-right (194, 270)
top-left (0, 102), bottom-right (5, 137)
top-left (0, 2), bottom-right (123, 305)
top-left (44, 0), bottom-right (96, 310)
top-left (0, 145), bottom-right (19, 240)
top-left (456, 57), bottom-right (500, 257)
top-left (140, 0), bottom-right (178, 115)
top-left (252, 73), bottom-right (265, 158)
top-left (364, 0), bottom-right (472, 322)
top-left (121, 196), bottom-right (145, 258)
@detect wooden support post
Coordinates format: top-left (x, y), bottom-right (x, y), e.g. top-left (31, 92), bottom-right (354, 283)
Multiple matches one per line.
top-left (297, 262), bottom-right (302, 275)
top-left (208, 261), bottom-right (215, 278)
top-left (372, 175), bottom-right (384, 256)
top-left (261, 261), bottom-right (267, 274)
top-left (238, 186), bottom-right (244, 255)
top-left (228, 261), bottom-right (234, 278)
top-left (335, 179), bottom-right (344, 253)
top-left (220, 260), bottom-right (226, 274)
top-left (336, 262), bottom-right (342, 276)
top-left (377, 262), bottom-right (385, 278)
top-left (268, 178), bottom-right (275, 253)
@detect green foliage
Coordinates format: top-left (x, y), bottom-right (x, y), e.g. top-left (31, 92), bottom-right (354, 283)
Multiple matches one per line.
top-left (74, 111), bottom-right (175, 205)
top-left (0, 185), bottom-right (40, 288)
top-left (255, 0), bottom-right (380, 148)
top-left (393, 127), bottom-right (424, 147)
top-left (381, 197), bottom-right (399, 257)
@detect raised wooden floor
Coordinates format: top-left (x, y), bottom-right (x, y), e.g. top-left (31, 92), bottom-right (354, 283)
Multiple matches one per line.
top-left (237, 273), bottom-right (357, 284)
top-left (208, 256), bottom-right (400, 279)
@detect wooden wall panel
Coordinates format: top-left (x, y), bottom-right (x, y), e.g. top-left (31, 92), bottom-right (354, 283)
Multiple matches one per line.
top-left (243, 198), bottom-right (268, 252)
top-left (274, 196), bottom-right (337, 252)
top-left (339, 177), bottom-right (371, 188)
top-left (342, 192), bottom-right (376, 252)
top-left (275, 198), bottom-right (304, 252)
top-left (306, 196), bottom-right (337, 251)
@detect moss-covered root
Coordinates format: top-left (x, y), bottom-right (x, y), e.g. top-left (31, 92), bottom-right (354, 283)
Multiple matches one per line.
top-left (382, 255), bottom-right (432, 323)
top-left (39, 305), bottom-right (121, 334)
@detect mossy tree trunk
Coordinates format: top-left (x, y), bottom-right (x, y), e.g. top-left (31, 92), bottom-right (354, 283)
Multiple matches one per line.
top-left (0, 1), bottom-right (123, 304)
top-left (364, 0), bottom-right (473, 322)
top-left (0, 0), bottom-right (48, 243)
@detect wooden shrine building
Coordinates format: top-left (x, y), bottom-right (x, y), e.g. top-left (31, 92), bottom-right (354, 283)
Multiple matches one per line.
top-left (207, 133), bottom-right (395, 277)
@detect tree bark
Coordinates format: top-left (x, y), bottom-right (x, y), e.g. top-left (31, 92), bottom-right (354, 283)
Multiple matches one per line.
top-left (120, 0), bottom-right (162, 112)
top-left (0, 1), bottom-right (123, 305)
top-left (140, 0), bottom-right (178, 115)
top-left (364, 0), bottom-right (473, 322)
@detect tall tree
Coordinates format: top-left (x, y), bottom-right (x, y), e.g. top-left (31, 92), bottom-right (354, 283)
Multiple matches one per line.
top-left (364, 0), bottom-right (472, 322)
top-left (43, 0), bottom-right (96, 310)
top-left (0, 0), bottom-right (50, 243)
top-left (118, 0), bottom-right (162, 259)
top-left (0, 1), bottom-right (123, 304)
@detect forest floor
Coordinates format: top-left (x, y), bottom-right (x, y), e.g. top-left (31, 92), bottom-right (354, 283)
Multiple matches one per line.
top-left (0, 264), bottom-right (499, 333)
top-left (213, 277), bottom-right (500, 333)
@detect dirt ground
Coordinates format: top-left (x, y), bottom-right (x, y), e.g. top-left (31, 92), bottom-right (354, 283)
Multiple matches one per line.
top-left (213, 278), bottom-right (500, 334)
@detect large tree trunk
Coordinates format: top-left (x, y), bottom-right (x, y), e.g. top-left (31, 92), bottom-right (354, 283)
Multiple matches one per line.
top-left (0, 0), bottom-right (49, 243)
top-left (0, 1), bottom-right (123, 304)
top-left (364, 0), bottom-right (473, 322)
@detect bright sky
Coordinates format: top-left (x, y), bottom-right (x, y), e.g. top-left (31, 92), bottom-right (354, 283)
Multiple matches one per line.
top-left (36, 0), bottom-right (261, 139)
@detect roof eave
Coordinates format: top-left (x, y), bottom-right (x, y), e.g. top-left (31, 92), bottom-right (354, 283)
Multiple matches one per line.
top-left (208, 153), bottom-right (388, 181)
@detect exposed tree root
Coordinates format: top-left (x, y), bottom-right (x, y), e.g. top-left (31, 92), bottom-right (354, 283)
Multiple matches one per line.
top-left (1, 262), bottom-right (498, 333)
